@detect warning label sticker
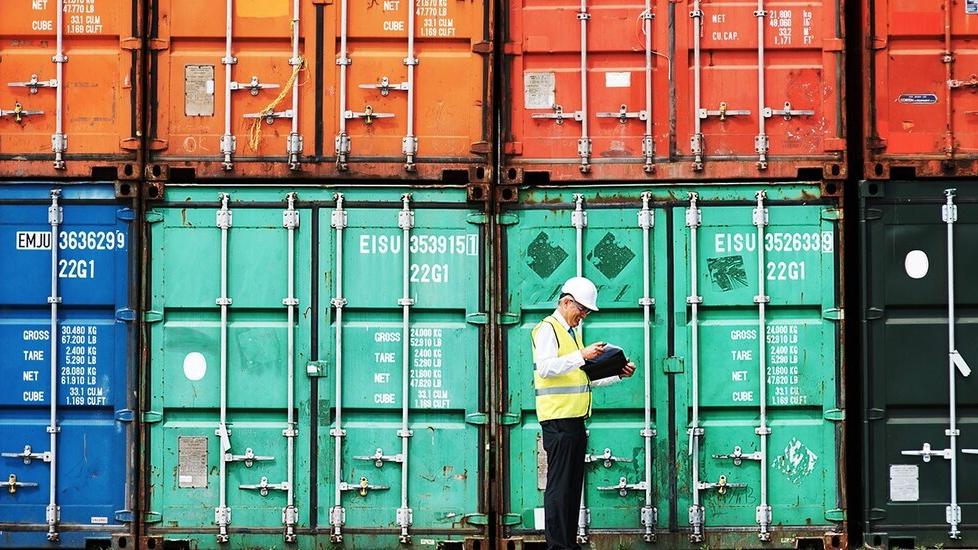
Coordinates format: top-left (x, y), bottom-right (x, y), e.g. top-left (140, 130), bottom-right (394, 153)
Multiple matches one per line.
top-left (524, 72), bottom-right (556, 110)
top-left (897, 93), bottom-right (938, 105)
top-left (889, 464), bottom-right (919, 502)
top-left (968, 0), bottom-right (978, 14)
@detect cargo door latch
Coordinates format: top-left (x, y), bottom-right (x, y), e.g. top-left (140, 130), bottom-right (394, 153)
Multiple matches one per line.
top-left (596, 104), bottom-right (647, 124)
top-left (0, 102), bottom-right (43, 123)
top-left (353, 448), bottom-right (404, 468)
top-left (8, 74), bottom-right (58, 94)
top-left (230, 76), bottom-right (280, 96)
top-left (339, 477), bottom-right (390, 496)
top-left (712, 446), bottom-right (762, 466)
top-left (697, 475), bottom-right (747, 495)
top-left (225, 447), bottom-right (274, 468)
top-left (5, 474), bottom-right (39, 494)
top-left (531, 105), bottom-right (584, 125)
top-left (239, 476), bottom-right (289, 497)
top-left (902, 442), bottom-right (952, 462)
top-left (345, 105), bottom-right (395, 125)
top-left (2, 445), bottom-right (52, 464)
top-left (596, 476), bottom-right (647, 497)
top-left (698, 102), bottom-right (750, 121)
top-left (359, 76), bottom-right (409, 96)
top-left (584, 448), bottom-right (633, 468)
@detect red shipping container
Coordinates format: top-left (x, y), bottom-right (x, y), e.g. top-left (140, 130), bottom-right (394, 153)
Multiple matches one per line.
top-left (0, 0), bottom-right (141, 181)
top-left (147, 0), bottom-right (491, 183)
top-left (864, 0), bottom-right (978, 179)
top-left (501, 0), bottom-right (846, 183)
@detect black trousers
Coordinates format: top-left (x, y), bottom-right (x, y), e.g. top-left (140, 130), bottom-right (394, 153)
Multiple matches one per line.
top-left (541, 417), bottom-right (588, 550)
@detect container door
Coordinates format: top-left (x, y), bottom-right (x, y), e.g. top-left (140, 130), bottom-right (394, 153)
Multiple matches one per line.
top-left (325, 0), bottom-right (489, 176)
top-left (0, 186), bottom-right (133, 548)
top-left (151, 0), bottom-right (316, 176)
top-left (673, 197), bottom-right (842, 539)
top-left (317, 196), bottom-right (487, 546)
top-left (500, 193), bottom-right (670, 542)
top-left (862, 185), bottom-right (978, 546)
top-left (675, 0), bottom-right (844, 177)
top-left (0, 2), bottom-right (137, 176)
top-left (145, 195), bottom-right (312, 546)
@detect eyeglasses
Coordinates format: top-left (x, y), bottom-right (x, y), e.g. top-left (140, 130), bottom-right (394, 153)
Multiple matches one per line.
top-left (571, 299), bottom-right (592, 316)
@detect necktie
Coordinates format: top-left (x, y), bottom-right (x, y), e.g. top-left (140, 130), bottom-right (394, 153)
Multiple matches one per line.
top-left (568, 327), bottom-right (576, 344)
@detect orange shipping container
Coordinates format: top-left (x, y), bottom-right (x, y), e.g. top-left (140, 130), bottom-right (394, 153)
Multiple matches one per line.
top-left (501, 0), bottom-right (846, 183)
top-left (148, 0), bottom-right (491, 182)
top-left (0, 0), bottom-right (141, 180)
top-left (863, 0), bottom-right (978, 179)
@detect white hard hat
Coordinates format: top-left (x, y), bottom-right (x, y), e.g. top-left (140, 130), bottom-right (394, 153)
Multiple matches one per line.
top-left (561, 276), bottom-right (599, 311)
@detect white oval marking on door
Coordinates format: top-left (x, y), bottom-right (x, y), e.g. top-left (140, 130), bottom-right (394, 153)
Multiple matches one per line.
top-left (183, 352), bottom-right (207, 381)
top-left (904, 250), bottom-right (929, 279)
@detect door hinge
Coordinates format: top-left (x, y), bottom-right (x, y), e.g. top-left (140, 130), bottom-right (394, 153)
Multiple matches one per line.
top-left (663, 356), bottom-right (685, 374)
top-left (143, 511), bottom-right (163, 524)
top-left (117, 208), bottom-right (136, 221)
top-left (865, 307), bottom-right (884, 320)
top-left (499, 413), bottom-right (520, 426)
top-left (825, 509), bottom-right (846, 522)
top-left (823, 409), bottom-right (845, 422)
top-left (821, 208), bottom-right (842, 221)
top-left (862, 207), bottom-right (883, 221)
top-left (497, 213), bottom-right (519, 225)
top-left (119, 138), bottom-right (140, 151)
top-left (503, 142), bottom-right (524, 155)
top-left (867, 408), bottom-right (885, 421)
top-left (119, 37), bottom-right (140, 50)
top-left (466, 313), bottom-right (489, 325)
top-left (306, 360), bottom-right (329, 377)
top-left (464, 413), bottom-right (488, 425)
top-left (470, 140), bottom-right (491, 154)
top-left (464, 513), bottom-right (489, 525)
top-left (503, 42), bottom-right (522, 55)
top-left (867, 509), bottom-right (887, 521)
top-left (142, 411), bottom-right (163, 424)
top-left (143, 310), bottom-right (163, 323)
top-left (822, 308), bottom-right (844, 321)
top-left (115, 308), bottom-right (136, 322)
top-left (497, 312), bottom-right (520, 325)
top-left (466, 213), bottom-right (488, 225)
top-left (822, 38), bottom-right (844, 52)
top-left (145, 209), bottom-right (164, 223)
top-left (114, 409), bottom-right (135, 423)
top-left (117, 509), bottom-right (160, 523)
top-left (471, 41), bottom-right (492, 54)
top-left (866, 136), bottom-right (887, 151)
top-left (501, 513), bottom-right (522, 526)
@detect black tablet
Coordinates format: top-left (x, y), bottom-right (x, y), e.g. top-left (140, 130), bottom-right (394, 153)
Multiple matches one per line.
top-left (580, 344), bottom-right (627, 381)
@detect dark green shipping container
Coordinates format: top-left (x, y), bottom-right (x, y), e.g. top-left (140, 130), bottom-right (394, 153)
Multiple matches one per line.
top-left (141, 186), bottom-right (488, 549)
top-left (498, 184), bottom-right (846, 549)
top-left (860, 181), bottom-right (978, 548)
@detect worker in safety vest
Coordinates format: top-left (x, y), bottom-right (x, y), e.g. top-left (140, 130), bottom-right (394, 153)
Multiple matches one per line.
top-left (531, 276), bottom-right (635, 550)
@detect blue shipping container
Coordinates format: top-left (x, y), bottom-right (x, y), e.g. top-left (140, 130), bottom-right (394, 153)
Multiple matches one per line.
top-left (0, 184), bottom-right (135, 548)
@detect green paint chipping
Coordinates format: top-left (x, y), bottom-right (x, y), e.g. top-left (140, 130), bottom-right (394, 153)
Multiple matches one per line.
top-left (706, 255), bottom-right (748, 292)
top-left (526, 231), bottom-right (569, 278)
top-left (772, 437), bottom-right (819, 484)
top-left (588, 232), bottom-right (636, 279)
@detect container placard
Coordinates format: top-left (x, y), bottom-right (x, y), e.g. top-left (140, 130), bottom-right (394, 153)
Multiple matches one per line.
top-left (889, 464), bottom-right (919, 502)
top-left (178, 436), bottom-right (209, 488)
top-left (524, 72), bottom-right (556, 110)
top-left (968, 0), bottom-right (978, 14)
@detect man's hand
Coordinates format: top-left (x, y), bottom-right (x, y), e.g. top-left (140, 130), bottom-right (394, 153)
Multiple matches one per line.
top-left (620, 361), bottom-right (636, 378)
top-left (581, 342), bottom-right (606, 361)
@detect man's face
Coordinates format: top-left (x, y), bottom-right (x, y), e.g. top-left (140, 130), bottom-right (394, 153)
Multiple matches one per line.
top-left (560, 296), bottom-right (591, 328)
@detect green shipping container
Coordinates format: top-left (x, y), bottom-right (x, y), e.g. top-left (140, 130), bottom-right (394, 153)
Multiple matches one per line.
top-left (142, 186), bottom-right (488, 549)
top-left (860, 181), bottom-right (978, 549)
top-left (499, 184), bottom-right (845, 549)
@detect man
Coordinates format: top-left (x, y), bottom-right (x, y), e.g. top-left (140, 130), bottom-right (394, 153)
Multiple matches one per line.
top-left (531, 276), bottom-right (636, 550)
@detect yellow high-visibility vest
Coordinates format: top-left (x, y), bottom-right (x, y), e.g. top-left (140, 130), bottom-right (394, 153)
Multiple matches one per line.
top-left (531, 315), bottom-right (591, 421)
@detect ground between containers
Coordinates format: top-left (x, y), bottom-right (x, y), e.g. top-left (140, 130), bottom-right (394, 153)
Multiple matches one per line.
top-left (0, 183), bottom-right (137, 549)
top-left (496, 183), bottom-right (845, 550)
top-left (140, 186), bottom-right (489, 550)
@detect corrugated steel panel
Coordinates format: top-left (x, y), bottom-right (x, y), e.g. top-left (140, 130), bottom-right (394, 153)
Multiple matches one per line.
top-left (0, 183), bottom-right (136, 548)
top-left (146, 0), bottom-right (491, 183)
top-left (860, 180), bottom-right (978, 548)
top-left (863, 1), bottom-right (978, 179)
top-left (498, 184), bottom-right (845, 548)
top-left (0, 2), bottom-right (142, 180)
top-left (142, 185), bottom-right (488, 549)
top-left (501, 0), bottom-right (846, 183)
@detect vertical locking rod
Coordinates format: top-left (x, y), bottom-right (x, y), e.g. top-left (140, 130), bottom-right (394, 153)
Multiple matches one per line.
top-left (686, 193), bottom-right (705, 542)
top-left (397, 195), bottom-right (415, 542)
top-left (45, 190), bottom-right (62, 541)
top-left (287, 0), bottom-right (303, 170)
top-left (215, 194), bottom-right (233, 543)
top-left (335, 0), bottom-right (352, 169)
top-left (753, 191), bottom-right (772, 540)
top-left (754, 2), bottom-right (768, 169)
top-left (638, 193), bottom-right (656, 541)
top-left (571, 193), bottom-right (590, 544)
top-left (642, 3), bottom-right (654, 172)
top-left (52, 0), bottom-right (67, 169)
top-left (282, 194), bottom-right (299, 541)
top-left (577, 0), bottom-right (592, 172)
top-left (402, 0), bottom-right (419, 170)
top-left (944, 189), bottom-right (962, 538)
top-left (689, 0), bottom-right (705, 170)
top-left (221, 0), bottom-right (237, 170)
top-left (330, 194), bottom-right (348, 542)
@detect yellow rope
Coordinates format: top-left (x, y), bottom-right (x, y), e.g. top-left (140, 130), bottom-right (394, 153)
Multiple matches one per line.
top-left (248, 55), bottom-right (305, 152)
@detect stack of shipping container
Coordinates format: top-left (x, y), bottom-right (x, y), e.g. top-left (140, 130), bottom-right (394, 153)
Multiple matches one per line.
top-left (0, 0), bottom-right (972, 548)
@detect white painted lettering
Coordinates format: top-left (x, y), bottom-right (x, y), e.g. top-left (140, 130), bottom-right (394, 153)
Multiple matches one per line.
top-left (732, 391), bottom-right (754, 402)
top-left (24, 350), bottom-right (45, 361)
top-left (383, 20), bottom-right (405, 31)
top-left (23, 391), bottom-right (45, 402)
top-left (731, 370), bottom-right (748, 381)
top-left (375, 352), bottom-right (396, 363)
top-left (374, 393), bottom-right (396, 404)
top-left (374, 373), bottom-right (391, 383)
top-left (731, 350), bottom-right (752, 361)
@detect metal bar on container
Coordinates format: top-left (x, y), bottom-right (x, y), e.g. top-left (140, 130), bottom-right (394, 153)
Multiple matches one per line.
top-left (943, 3), bottom-right (954, 159)
top-left (754, 2), bottom-right (768, 169)
top-left (329, 194), bottom-right (349, 542)
top-left (282, 193), bottom-right (299, 542)
top-left (686, 192), bottom-right (705, 543)
top-left (335, 0), bottom-right (352, 170)
top-left (220, 0), bottom-right (237, 170)
top-left (944, 189), bottom-right (962, 538)
top-left (689, 0), bottom-right (704, 171)
top-left (577, 0), bottom-right (592, 172)
top-left (287, 0), bottom-right (303, 170)
top-left (45, 190), bottom-right (62, 541)
top-left (570, 193), bottom-right (590, 543)
top-left (215, 193), bottom-right (233, 543)
top-left (402, 0), bottom-right (419, 171)
top-left (397, 195), bottom-right (415, 543)
top-left (638, 193), bottom-right (656, 542)
top-left (52, 0), bottom-right (67, 170)
top-left (642, 4), bottom-right (654, 172)
top-left (753, 191), bottom-right (772, 541)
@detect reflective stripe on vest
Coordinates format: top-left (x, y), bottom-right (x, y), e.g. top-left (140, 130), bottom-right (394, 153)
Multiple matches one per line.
top-left (531, 315), bottom-right (591, 421)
